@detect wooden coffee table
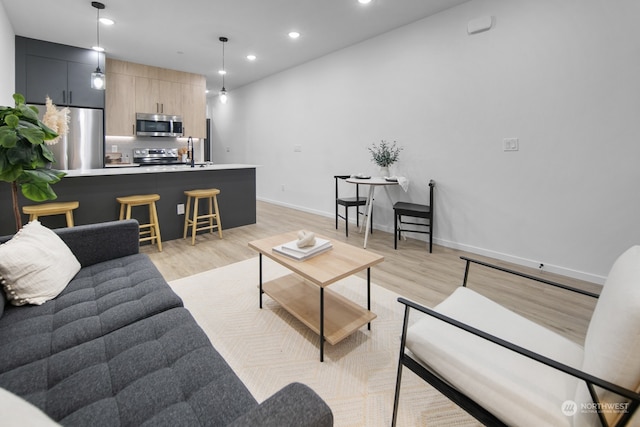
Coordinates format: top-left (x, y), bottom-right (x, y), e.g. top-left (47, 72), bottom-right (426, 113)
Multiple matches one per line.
top-left (249, 231), bottom-right (384, 361)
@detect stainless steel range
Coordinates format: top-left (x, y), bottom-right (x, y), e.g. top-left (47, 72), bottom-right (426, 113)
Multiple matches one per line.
top-left (133, 148), bottom-right (181, 165)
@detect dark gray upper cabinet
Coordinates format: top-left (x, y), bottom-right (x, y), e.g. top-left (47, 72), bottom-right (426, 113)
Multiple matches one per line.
top-left (67, 61), bottom-right (105, 107)
top-left (16, 36), bottom-right (105, 109)
top-left (25, 56), bottom-right (67, 105)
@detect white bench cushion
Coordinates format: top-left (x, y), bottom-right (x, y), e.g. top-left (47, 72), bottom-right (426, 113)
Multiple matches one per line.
top-left (406, 286), bottom-right (585, 427)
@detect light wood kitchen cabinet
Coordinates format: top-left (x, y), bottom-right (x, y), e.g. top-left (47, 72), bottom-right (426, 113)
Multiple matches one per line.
top-left (134, 76), bottom-right (182, 116)
top-left (105, 72), bottom-right (135, 136)
top-left (181, 83), bottom-right (206, 138)
top-left (105, 58), bottom-right (206, 138)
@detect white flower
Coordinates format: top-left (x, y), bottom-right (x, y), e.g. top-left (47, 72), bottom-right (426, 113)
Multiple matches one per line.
top-left (41, 97), bottom-right (69, 145)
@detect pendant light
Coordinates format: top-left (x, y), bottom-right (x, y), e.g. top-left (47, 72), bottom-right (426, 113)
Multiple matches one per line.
top-left (219, 36), bottom-right (228, 104)
top-left (90, 1), bottom-right (106, 90)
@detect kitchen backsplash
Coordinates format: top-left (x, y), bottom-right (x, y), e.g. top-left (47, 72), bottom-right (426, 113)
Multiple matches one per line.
top-left (105, 136), bottom-right (203, 164)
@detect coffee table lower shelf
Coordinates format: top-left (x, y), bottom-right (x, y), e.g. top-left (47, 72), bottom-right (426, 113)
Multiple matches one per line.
top-left (263, 274), bottom-right (377, 345)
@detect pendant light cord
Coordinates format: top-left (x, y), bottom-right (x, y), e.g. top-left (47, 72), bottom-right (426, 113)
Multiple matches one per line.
top-left (96, 7), bottom-right (101, 70)
top-left (218, 36), bottom-right (228, 102)
top-left (222, 40), bottom-right (225, 88)
top-left (91, 1), bottom-right (105, 72)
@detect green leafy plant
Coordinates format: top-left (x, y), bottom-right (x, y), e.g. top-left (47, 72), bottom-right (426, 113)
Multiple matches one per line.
top-left (368, 140), bottom-right (402, 168)
top-left (0, 93), bottom-right (67, 231)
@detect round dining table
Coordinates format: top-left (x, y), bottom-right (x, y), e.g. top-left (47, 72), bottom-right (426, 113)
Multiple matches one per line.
top-left (345, 176), bottom-right (399, 248)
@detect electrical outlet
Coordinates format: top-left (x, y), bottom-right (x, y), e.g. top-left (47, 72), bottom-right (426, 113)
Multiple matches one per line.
top-left (281, 184), bottom-right (285, 191)
top-left (177, 204), bottom-right (185, 215)
top-left (503, 138), bottom-right (519, 151)
top-left (111, 145), bottom-right (118, 153)
top-left (294, 145), bottom-right (302, 152)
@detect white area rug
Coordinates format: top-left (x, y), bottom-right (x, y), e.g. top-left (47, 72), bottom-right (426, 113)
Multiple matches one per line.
top-left (169, 257), bottom-right (479, 426)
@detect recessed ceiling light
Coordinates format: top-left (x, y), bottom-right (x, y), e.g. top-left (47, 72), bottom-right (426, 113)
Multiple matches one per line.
top-left (358, 0), bottom-right (372, 3)
top-left (99, 17), bottom-right (114, 25)
top-left (92, 46), bottom-right (105, 52)
top-left (246, 54), bottom-right (256, 61)
top-left (218, 69), bottom-right (226, 75)
top-left (288, 31), bottom-right (300, 39)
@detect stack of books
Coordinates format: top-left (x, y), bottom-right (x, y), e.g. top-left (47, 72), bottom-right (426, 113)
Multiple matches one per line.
top-left (273, 238), bottom-right (333, 260)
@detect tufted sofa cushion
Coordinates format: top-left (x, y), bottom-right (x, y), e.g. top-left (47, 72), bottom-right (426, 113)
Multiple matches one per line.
top-left (0, 253), bottom-right (183, 374)
top-left (1, 307), bottom-right (258, 425)
top-left (0, 221), bottom-right (334, 426)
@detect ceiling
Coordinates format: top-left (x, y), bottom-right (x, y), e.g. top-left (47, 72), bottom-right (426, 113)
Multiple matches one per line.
top-left (3, 0), bottom-right (469, 95)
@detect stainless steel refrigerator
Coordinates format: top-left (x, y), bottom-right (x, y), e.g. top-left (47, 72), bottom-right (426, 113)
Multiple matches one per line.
top-left (31, 105), bottom-right (104, 170)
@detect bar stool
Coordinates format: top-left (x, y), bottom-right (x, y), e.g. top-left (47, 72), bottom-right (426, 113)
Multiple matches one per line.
top-left (116, 194), bottom-right (162, 251)
top-left (22, 201), bottom-right (79, 227)
top-left (183, 189), bottom-right (223, 245)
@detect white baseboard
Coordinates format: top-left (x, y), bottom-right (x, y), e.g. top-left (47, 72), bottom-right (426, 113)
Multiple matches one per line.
top-left (434, 238), bottom-right (606, 285)
top-left (258, 197), bottom-right (334, 219)
top-left (258, 197), bottom-right (606, 285)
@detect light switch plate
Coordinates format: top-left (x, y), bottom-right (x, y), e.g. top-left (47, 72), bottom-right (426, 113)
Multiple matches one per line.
top-left (503, 138), bottom-right (519, 151)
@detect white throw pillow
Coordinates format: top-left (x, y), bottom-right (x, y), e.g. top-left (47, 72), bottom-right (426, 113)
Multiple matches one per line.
top-left (0, 388), bottom-right (60, 426)
top-left (0, 221), bottom-right (80, 306)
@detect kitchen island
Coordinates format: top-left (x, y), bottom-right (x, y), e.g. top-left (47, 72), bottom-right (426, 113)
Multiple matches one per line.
top-left (0, 164), bottom-right (257, 241)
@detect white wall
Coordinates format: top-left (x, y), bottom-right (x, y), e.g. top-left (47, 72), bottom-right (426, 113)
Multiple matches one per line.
top-left (0, 0), bottom-right (15, 105)
top-left (209, 0), bottom-right (640, 284)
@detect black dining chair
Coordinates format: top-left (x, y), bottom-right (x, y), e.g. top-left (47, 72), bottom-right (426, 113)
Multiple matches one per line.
top-left (393, 180), bottom-right (435, 252)
top-left (334, 175), bottom-right (371, 237)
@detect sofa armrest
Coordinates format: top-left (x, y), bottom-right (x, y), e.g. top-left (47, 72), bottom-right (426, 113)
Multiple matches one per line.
top-left (54, 220), bottom-right (140, 267)
top-left (228, 383), bottom-right (333, 427)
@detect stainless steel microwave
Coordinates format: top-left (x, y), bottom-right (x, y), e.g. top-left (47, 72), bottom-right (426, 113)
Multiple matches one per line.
top-left (135, 113), bottom-right (183, 137)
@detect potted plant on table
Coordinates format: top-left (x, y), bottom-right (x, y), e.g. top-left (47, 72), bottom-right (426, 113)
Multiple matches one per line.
top-left (0, 94), bottom-right (68, 231)
top-left (368, 140), bottom-right (402, 176)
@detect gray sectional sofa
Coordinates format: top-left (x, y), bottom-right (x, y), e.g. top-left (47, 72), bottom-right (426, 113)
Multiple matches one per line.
top-left (0, 220), bottom-right (333, 426)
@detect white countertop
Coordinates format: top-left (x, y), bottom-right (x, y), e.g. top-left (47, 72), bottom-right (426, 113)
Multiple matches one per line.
top-left (64, 163), bottom-right (258, 177)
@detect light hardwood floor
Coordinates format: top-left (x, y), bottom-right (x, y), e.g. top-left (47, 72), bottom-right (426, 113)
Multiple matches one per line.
top-left (142, 200), bottom-right (601, 344)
